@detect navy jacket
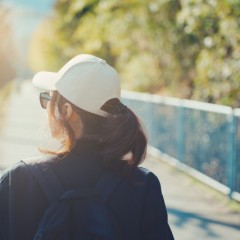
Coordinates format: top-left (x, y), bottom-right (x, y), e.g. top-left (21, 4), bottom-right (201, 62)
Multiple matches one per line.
top-left (0, 140), bottom-right (174, 240)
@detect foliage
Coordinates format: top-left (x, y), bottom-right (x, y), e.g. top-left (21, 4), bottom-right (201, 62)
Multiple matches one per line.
top-left (0, 5), bottom-right (16, 88)
top-left (29, 0), bottom-right (240, 107)
top-left (177, 0), bottom-right (240, 105)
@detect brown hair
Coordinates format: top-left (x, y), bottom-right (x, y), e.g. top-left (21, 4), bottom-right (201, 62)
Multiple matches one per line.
top-left (40, 91), bottom-right (147, 170)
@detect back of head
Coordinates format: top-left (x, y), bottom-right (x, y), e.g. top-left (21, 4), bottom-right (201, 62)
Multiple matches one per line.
top-left (33, 54), bottom-right (147, 172)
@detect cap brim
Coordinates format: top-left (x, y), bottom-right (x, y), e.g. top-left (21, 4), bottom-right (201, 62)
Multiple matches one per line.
top-left (32, 71), bottom-right (59, 91)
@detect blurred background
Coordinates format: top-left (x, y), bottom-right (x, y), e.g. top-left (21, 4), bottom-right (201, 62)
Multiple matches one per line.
top-left (0, 0), bottom-right (239, 239)
top-left (1, 0), bottom-right (240, 105)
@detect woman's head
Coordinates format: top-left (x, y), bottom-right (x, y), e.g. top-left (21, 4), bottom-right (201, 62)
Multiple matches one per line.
top-left (33, 54), bottom-right (147, 169)
top-left (33, 54), bottom-right (120, 117)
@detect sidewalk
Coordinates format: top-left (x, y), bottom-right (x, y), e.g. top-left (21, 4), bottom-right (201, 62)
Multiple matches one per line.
top-left (0, 80), bottom-right (45, 170)
top-left (0, 80), bottom-right (239, 239)
top-left (142, 155), bottom-right (240, 239)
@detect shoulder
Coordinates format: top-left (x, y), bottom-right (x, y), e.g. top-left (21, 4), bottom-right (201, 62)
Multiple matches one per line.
top-left (1, 161), bottom-right (28, 184)
top-left (0, 161), bottom-right (32, 198)
top-left (0, 155), bottom-right (57, 187)
top-left (135, 166), bottom-right (161, 186)
top-left (120, 166), bottom-right (161, 195)
top-left (135, 167), bottom-right (164, 202)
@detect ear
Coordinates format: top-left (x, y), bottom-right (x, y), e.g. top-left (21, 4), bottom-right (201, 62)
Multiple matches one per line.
top-left (61, 103), bottom-right (73, 120)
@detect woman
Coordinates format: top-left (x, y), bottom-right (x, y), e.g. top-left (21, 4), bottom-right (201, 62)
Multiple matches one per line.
top-left (0, 54), bottom-right (174, 240)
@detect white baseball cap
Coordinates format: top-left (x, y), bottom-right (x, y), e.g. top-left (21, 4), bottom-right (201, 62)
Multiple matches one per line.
top-left (32, 54), bottom-right (121, 117)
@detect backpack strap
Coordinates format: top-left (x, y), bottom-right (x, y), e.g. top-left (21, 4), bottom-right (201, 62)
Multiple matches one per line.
top-left (24, 161), bottom-right (64, 205)
top-left (95, 171), bottom-right (122, 204)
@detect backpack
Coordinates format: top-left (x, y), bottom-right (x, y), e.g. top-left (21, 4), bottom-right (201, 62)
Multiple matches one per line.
top-left (27, 162), bottom-right (124, 240)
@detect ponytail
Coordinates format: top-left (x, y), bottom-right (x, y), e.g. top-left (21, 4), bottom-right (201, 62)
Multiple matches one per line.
top-left (100, 108), bottom-right (147, 168)
top-left (77, 98), bottom-right (148, 169)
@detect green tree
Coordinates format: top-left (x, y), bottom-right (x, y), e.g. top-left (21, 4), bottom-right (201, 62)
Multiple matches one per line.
top-left (176, 0), bottom-right (240, 105)
top-left (29, 0), bottom-right (240, 107)
top-left (0, 6), bottom-right (16, 87)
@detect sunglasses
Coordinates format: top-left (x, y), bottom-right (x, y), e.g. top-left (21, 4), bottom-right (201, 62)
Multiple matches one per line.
top-left (39, 92), bottom-right (51, 109)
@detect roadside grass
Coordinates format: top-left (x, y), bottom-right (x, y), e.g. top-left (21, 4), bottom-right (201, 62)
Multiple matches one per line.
top-left (0, 81), bottom-right (13, 120)
top-left (0, 81), bottom-right (13, 174)
top-left (0, 81), bottom-right (13, 102)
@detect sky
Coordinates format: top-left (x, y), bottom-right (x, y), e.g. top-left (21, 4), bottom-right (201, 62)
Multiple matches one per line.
top-left (2, 0), bottom-right (55, 13)
top-left (1, 0), bottom-right (55, 76)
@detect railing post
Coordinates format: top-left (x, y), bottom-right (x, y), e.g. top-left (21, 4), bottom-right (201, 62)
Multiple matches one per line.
top-left (228, 111), bottom-right (237, 198)
top-left (177, 104), bottom-right (185, 163)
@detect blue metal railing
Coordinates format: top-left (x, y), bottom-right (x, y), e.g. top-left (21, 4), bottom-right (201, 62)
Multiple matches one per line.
top-left (122, 91), bottom-right (240, 200)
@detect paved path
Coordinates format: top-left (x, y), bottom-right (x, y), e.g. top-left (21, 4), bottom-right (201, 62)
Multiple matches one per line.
top-left (142, 156), bottom-right (240, 239)
top-left (0, 80), bottom-right (239, 239)
top-left (0, 80), bottom-right (46, 170)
